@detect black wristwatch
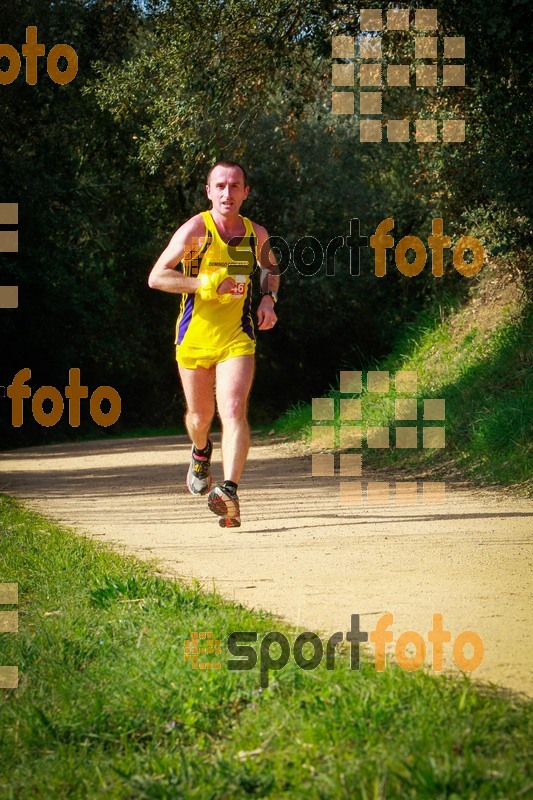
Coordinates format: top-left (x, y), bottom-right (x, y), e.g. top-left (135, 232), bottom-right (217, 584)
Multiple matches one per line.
top-left (261, 291), bottom-right (278, 304)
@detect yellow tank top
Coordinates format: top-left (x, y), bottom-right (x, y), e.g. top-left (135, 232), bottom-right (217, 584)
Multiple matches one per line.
top-left (175, 211), bottom-right (258, 350)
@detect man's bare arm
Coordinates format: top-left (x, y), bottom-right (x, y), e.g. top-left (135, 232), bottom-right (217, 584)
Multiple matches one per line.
top-left (253, 223), bottom-right (279, 331)
top-left (254, 223), bottom-right (280, 295)
top-left (148, 215), bottom-right (205, 294)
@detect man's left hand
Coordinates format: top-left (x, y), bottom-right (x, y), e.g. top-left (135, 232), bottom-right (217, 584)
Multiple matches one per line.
top-left (257, 296), bottom-right (278, 331)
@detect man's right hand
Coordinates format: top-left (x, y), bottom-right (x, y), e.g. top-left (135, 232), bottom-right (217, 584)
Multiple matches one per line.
top-left (216, 276), bottom-right (236, 296)
top-left (198, 268), bottom-right (234, 302)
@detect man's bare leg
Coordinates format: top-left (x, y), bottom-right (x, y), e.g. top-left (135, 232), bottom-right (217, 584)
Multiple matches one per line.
top-left (215, 355), bottom-right (255, 484)
top-left (178, 364), bottom-right (216, 449)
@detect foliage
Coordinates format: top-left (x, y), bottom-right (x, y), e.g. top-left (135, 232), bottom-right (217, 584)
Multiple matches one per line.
top-left (90, 0), bottom-right (327, 177)
top-left (277, 278), bottom-right (532, 491)
top-left (0, 0), bottom-right (530, 445)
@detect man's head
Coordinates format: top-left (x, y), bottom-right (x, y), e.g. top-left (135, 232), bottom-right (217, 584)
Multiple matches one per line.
top-left (206, 161), bottom-right (249, 217)
top-left (207, 160), bottom-right (248, 187)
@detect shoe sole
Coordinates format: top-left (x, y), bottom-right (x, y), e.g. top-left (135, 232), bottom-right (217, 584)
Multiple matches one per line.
top-left (208, 491), bottom-right (241, 528)
top-left (218, 516), bottom-right (241, 528)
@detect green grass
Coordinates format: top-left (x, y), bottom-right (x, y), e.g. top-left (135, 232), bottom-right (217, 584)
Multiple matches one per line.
top-left (276, 298), bottom-right (532, 493)
top-left (1, 497), bottom-right (532, 798)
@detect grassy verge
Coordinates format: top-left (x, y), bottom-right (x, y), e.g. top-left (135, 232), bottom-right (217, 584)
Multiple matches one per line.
top-left (1, 496), bottom-right (531, 798)
top-left (275, 284), bottom-right (532, 494)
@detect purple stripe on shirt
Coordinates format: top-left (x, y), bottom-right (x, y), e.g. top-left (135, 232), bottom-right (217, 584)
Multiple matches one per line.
top-left (176, 232), bottom-right (212, 344)
top-left (177, 294), bottom-right (195, 344)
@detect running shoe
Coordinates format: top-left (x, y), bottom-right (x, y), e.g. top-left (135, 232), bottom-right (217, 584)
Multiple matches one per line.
top-left (207, 484), bottom-right (241, 528)
top-left (186, 440), bottom-right (213, 496)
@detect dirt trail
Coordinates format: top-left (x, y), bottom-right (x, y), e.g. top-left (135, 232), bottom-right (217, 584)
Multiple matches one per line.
top-left (1, 434), bottom-right (531, 696)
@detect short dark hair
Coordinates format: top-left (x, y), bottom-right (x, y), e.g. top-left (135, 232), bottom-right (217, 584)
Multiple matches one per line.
top-left (206, 160), bottom-right (248, 187)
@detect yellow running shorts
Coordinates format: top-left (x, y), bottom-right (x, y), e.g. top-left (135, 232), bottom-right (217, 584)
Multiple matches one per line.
top-left (176, 339), bottom-right (256, 370)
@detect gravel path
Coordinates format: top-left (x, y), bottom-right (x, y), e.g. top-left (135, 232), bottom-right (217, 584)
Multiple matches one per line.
top-left (1, 434), bottom-right (531, 696)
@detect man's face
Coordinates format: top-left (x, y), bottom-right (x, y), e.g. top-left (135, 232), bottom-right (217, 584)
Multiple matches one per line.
top-left (206, 166), bottom-right (249, 217)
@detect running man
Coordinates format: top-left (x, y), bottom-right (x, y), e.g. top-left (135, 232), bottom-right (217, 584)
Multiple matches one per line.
top-left (148, 161), bottom-right (279, 527)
